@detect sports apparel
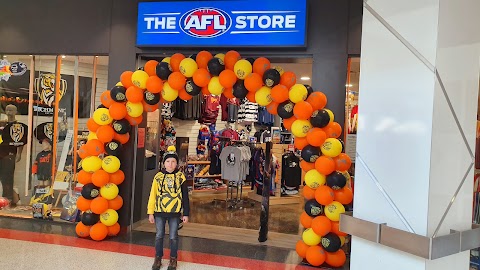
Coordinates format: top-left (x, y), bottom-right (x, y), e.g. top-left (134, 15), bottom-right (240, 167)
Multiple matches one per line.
top-left (32, 150), bottom-right (53, 181)
top-left (154, 215), bottom-right (180, 258)
top-left (237, 99), bottom-right (258, 124)
top-left (282, 153), bottom-right (301, 191)
top-left (147, 169), bottom-right (190, 217)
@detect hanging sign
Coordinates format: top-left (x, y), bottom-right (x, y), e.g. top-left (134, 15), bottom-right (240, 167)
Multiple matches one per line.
top-left (137, 0), bottom-right (308, 47)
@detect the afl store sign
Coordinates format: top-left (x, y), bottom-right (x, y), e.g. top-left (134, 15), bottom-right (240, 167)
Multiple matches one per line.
top-left (136, 0), bottom-right (307, 47)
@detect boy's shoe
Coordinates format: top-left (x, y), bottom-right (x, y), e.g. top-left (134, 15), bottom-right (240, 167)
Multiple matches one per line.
top-left (167, 257), bottom-right (177, 270)
top-left (151, 256), bottom-right (162, 270)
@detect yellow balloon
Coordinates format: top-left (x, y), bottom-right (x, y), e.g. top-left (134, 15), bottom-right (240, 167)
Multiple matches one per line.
top-left (255, 86), bottom-right (273, 106)
top-left (87, 132), bottom-right (98, 141)
top-left (100, 209), bottom-right (119, 226)
top-left (179, 58), bottom-right (198, 78)
top-left (340, 236), bottom-right (346, 247)
top-left (102, 156), bottom-right (121, 173)
top-left (208, 76), bottom-right (224, 96)
top-left (302, 228), bottom-right (321, 246)
top-left (162, 57), bottom-right (171, 64)
top-left (234, 59), bottom-right (252, 79)
top-left (272, 66), bottom-right (285, 76)
top-left (214, 53), bottom-right (225, 64)
top-left (115, 81), bottom-right (123, 86)
top-left (289, 84), bottom-right (308, 103)
top-left (321, 138), bottom-right (342, 157)
top-left (82, 156), bottom-right (102, 173)
top-left (325, 201), bottom-right (345, 222)
top-left (325, 109), bottom-right (334, 123)
top-left (305, 169), bottom-right (326, 189)
top-left (291, 119), bottom-right (312, 137)
top-left (93, 108), bottom-right (113, 125)
top-left (162, 82), bottom-right (179, 102)
top-left (100, 183), bottom-right (119, 200)
top-left (131, 70), bottom-right (149, 89)
top-left (126, 101), bottom-right (144, 118)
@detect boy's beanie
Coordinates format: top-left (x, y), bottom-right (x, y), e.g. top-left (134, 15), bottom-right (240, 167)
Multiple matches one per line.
top-left (163, 145), bottom-right (179, 163)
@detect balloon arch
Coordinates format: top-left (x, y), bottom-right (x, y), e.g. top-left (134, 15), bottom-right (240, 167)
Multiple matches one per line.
top-left (75, 51), bottom-right (353, 268)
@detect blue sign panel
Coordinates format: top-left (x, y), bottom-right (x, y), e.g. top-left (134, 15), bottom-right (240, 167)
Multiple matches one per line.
top-left (137, 0), bottom-right (308, 47)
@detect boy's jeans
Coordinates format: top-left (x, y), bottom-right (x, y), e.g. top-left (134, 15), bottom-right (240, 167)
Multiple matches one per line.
top-left (155, 215), bottom-right (180, 258)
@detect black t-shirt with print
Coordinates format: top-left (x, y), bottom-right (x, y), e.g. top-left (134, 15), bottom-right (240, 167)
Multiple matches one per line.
top-left (0, 121), bottom-right (28, 158)
top-left (282, 154), bottom-right (301, 188)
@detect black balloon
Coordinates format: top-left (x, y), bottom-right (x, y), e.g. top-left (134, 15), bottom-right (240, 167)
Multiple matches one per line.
top-left (233, 80), bottom-right (248, 99)
top-left (105, 140), bottom-right (123, 156)
top-left (113, 119), bottom-right (131, 135)
top-left (97, 104), bottom-right (106, 109)
top-left (81, 210), bottom-right (99, 226)
top-left (207, 58), bottom-right (225, 76)
top-left (277, 100), bottom-right (295, 119)
top-left (156, 62), bottom-right (172, 80)
top-left (138, 67), bottom-right (144, 71)
top-left (110, 86), bottom-right (127, 102)
top-left (144, 90), bottom-right (161, 105)
top-left (246, 57), bottom-right (255, 65)
top-left (301, 145), bottom-right (320, 163)
top-left (338, 138), bottom-right (345, 153)
top-left (310, 109), bottom-right (331, 128)
top-left (321, 233), bottom-right (342, 252)
top-left (263, 69), bottom-right (281, 88)
top-left (326, 171), bottom-right (347, 190)
top-left (185, 78), bottom-right (202, 96)
top-left (304, 199), bottom-right (324, 217)
top-left (81, 183), bottom-right (100, 200)
top-left (189, 54), bottom-right (197, 61)
top-left (304, 84), bottom-right (314, 98)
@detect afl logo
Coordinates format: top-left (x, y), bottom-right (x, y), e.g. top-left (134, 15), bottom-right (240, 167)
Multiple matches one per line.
top-left (180, 8), bottom-right (231, 38)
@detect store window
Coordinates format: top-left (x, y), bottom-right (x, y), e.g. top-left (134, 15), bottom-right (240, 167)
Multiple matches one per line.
top-left (0, 54), bottom-right (109, 221)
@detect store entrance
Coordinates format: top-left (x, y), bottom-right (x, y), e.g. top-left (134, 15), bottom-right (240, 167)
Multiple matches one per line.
top-left (132, 54), bottom-right (313, 247)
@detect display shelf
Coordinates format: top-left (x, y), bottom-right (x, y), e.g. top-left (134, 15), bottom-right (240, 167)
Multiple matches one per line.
top-left (194, 174), bottom-right (222, 178)
top-left (187, 161), bottom-right (211, 165)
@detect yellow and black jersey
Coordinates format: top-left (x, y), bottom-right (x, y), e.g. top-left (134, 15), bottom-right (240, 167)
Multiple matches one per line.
top-left (147, 169), bottom-right (190, 216)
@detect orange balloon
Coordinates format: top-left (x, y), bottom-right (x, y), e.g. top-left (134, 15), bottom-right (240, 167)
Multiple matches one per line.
top-left (110, 170), bottom-right (125, 185)
top-left (92, 169), bottom-right (110, 187)
top-left (331, 221), bottom-right (348, 237)
top-left (311, 216), bottom-right (332, 236)
top-left (300, 160), bottom-right (316, 172)
top-left (125, 114), bottom-right (143, 125)
top-left (76, 222), bottom-right (91, 238)
top-left (90, 197), bottom-right (109, 214)
top-left (78, 170), bottom-right (93, 185)
top-left (109, 102), bottom-right (128, 120)
top-left (146, 76), bottom-right (163, 94)
top-left (108, 195), bottom-right (124, 210)
top-left (252, 57), bottom-right (271, 76)
top-left (306, 246), bottom-right (327, 267)
top-left (196, 51), bottom-right (213, 69)
top-left (120, 71), bottom-right (134, 89)
top-left (334, 153), bottom-right (352, 172)
top-left (325, 249), bottom-right (346, 267)
top-left (170, 53), bottom-right (185, 72)
top-left (303, 185), bottom-right (316, 200)
top-left (244, 73), bottom-right (263, 92)
top-left (77, 196), bottom-right (91, 211)
top-left (222, 88), bottom-right (234, 99)
top-left (87, 118), bottom-right (100, 132)
top-left (219, 69), bottom-right (237, 88)
top-left (334, 187), bottom-right (353, 205)
top-left (224, 50), bottom-right (241, 70)
top-left (142, 101), bottom-right (159, 112)
top-left (193, 69), bottom-right (211, 88)
top-left (126, 86), bottom-right (144, 103)
top-left (178, 88), bottom-right (193, 101)
top-left (201, 86), bottom-right (210, 96)
top-left (168, 71), bottom-right (187, 90)
top-left (96, 125), bottom-right (115, 144)
top-left (315, 185), bottom-right (335, 205)
top-left (300, 211), bottom-right (314, 228)
top-left (90, 223), bottom-right (108, 241)
top-left (307, 92), bottom-right (327, 111)
top-left (280, 71), bottom-right (296, 89)
top-left (294, 137), bottom-right (309, 150)
top-left (323, 122), bottom-right (342, 138)
top-left (266, 102), bottom-right (278, 115)
top-left (107, 223), bottom-right (121, 236)
top-left (271, 84), bottom-right (289, 103)
top-left (315, 156), bottom-right (336, 175)
top-left (78, 145), bottom-right (90, 159)
top-left (113, 132), bottom-right (130, 144)
top-left (307, 128), bottom-right (327, 147)
top-left (246, 91), bottom-right (256, 102)
top-left (101, 91), bottom-right (114, 108)
top-left (294, 101), bottom-right (314, 120)
top-left (144, 60), bottom-right (159, 76)
top-left (296, 240), bottom-right (310, 259)
top-left (283, 116), bottom-right (297, 131)
top-left (86, 139), bottom-right (105, 156)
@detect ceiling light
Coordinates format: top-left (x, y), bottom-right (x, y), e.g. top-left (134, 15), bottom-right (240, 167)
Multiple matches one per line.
top-left (300, 76), bottom-right (310, 81)
top-left (29, 55), bottom-right (33, 56)
top-left (95, 56), bottom-right (99, 58)
top-left (61, 55), bottom-right (66, 59)
top-left (345, 84), bottom-right (353, 87)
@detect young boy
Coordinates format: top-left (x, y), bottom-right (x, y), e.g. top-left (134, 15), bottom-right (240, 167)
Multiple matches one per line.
top-left (148, 146), bottom-right (189, 270)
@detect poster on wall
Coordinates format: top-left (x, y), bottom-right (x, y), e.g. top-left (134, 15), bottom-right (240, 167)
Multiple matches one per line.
top-left (0, 60), bottom-right (27, 81)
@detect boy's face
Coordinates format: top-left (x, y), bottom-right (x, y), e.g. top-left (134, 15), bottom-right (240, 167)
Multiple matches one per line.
top-left (164, 158), bottom-right (177, 172)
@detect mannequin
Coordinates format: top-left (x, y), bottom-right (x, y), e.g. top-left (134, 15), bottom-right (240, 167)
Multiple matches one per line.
top-left (32, 139), bottom-right (53, 186)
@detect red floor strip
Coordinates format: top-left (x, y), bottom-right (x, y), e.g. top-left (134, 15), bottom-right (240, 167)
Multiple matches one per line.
top-left (0, 228), bottom-right (312, 270)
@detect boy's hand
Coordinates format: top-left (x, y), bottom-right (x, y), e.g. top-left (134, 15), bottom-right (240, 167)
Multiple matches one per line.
top-left (182, 216), bottom-right (189, 224)
top-left (148, 214), bottom-right (155, 224)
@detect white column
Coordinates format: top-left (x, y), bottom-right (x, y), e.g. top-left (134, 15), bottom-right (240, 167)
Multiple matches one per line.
top-left (351, 0), bottom-right (480, 269)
